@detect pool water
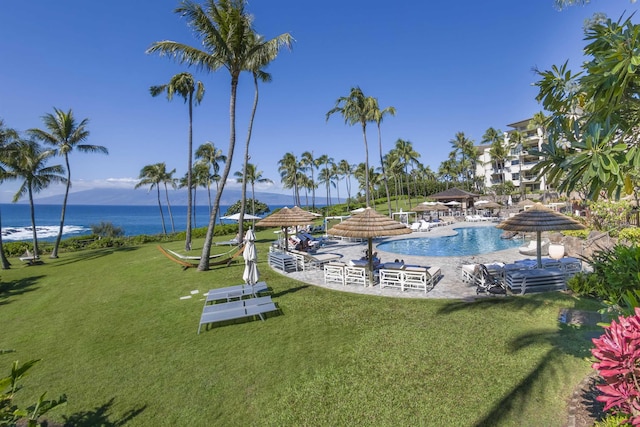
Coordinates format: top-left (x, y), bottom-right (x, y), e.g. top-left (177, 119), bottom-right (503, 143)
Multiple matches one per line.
top-left (376, 226), bottom-right (522, 257)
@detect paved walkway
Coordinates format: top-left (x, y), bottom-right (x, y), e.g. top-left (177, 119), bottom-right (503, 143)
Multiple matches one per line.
top-left (271, 221), bottom-right (534, 300)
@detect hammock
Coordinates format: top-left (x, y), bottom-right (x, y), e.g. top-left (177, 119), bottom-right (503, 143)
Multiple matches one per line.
top-left (157, 245), bottom-right (245, 270)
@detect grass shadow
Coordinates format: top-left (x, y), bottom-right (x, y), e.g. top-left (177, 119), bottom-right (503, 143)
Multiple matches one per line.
top-left (0, 275), bottom-right (43, 306)
top-left (271, 284), bottom-right (309, 298)
top-left (62, 397), bottom-right (146, 426)
top-left (438, 295), bottom-right (601, 426)
top-left (53, 246), bottom-right (140, 267)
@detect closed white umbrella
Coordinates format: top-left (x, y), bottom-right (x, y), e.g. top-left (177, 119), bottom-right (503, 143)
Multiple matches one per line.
top-left (242, 229), bottom-right (259, 286)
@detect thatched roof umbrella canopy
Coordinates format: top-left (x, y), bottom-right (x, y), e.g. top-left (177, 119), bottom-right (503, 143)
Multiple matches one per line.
top-left (327, 207), bottom-right (412, 285)
top-left (517, 199), bottom-right (535, 208)
top-left (496, 203), bottom-right (586, 267)
top-left (255, 207), bottom-right (317, 251)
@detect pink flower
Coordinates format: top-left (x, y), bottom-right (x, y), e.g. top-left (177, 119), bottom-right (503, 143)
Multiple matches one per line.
top-left (592, 307), bottom-right (640, 420)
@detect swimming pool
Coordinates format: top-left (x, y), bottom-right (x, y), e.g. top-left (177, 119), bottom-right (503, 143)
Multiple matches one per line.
top-left (376, 226), bottom-right (522, 257)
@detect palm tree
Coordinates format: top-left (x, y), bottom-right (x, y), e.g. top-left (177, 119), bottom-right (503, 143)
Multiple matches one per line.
top-left (0, 119), bottom-right (19, 269)
top-left (161, 167), bottom-right (178, 233)
top-left (191, 161), bottom-right (215, 227)
top-left (150, 72), bottom-right (205, 250)
top-left (135, 163), bottom-right (173, 235)
top-left (195, 141), bottom-right (227, 223)
top-left (483, 127), bottom-right (507, 187)
top-left (300, 151), bottom-right (317, 209)
top-left (7, 139), bottom-right (66, 259)
top-left (27, 108), bottom-right (107, 258)
top-left (370, 99), bottom-right (396, 216)
top-left (234, 163), bottom-right (272, 215)
top-left (449, 131), bottom-right (475, 191)
top-left (316, 154), bottom-right (334, 206)
top-left (278, 152), bottom-right (301, 206)
top-left (237, 32), bottom-right (289, 239)
top-left (337, 160), bottom-right (354, 210)
top-left (509, 130), bottom-right (527, 199)
top-left (393, 138), bottom-right (420, 208)
top-left (326, 86), bottom-right (376, 206)
top-left (147, 0), bottom-right (292, 270)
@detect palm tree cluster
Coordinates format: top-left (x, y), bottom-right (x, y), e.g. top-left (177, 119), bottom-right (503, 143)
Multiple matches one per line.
top-left (277, 138), bottom-right (450, 214)
top-left (0, 111), bottom-right (108, 267)
top-left (147, 0), bottom-right (292, 270)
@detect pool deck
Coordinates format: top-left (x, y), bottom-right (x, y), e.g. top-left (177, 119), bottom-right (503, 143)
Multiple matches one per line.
top-left (272, 221), bottom-right (536, 300)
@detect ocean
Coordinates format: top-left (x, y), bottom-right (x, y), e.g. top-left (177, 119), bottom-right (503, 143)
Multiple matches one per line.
top-left (0, 204), bottom-right (277, 242)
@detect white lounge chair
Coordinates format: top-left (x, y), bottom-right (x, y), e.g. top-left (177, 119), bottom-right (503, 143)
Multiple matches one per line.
top-left (198, 295), bottom-right (277, 334)
top-left (519, 239), bottom-right (550, 256)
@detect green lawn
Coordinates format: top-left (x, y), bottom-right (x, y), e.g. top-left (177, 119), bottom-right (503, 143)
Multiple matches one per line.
top-left (0, 231), bottom-right (602, 426)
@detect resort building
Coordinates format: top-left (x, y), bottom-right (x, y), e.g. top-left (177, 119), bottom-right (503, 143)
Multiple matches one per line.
top-left (476, 118), bottom-right (547, 194)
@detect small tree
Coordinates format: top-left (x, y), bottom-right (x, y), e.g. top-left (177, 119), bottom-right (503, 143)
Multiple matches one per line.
top-left (90, 221), bottom-right (124, 238)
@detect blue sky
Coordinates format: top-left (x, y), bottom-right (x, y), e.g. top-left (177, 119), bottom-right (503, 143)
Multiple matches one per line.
top-left (0, 0), bottom-right (636, 203)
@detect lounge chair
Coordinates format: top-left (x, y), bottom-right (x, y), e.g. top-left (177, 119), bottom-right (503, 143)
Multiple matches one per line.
top-left (19, 250), bottom-right (40, 265)
top-left (198, 295), bottom-right (277, 334)
top-left (518, 239), bottom-right (550, 256)
top-left (205, 282), bottom-right (268, 302)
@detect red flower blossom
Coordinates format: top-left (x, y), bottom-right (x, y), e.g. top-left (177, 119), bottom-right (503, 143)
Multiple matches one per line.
top-left (592, 307), bottom-right (640, 422)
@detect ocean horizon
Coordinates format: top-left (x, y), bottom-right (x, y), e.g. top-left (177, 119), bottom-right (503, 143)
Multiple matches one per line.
top-left (0, 204), bottom-right (293, 242)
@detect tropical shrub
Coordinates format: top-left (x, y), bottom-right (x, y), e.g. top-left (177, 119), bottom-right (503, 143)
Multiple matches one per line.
top-left (1, 350), bottom-right (67, 426)
top-left (562, 229), bottom-right (590, 239)
top-left (567, 244), bottom-right (640, 308)
top-left (90, 221), bottom-right (124, 238)
top-left (619, 227), bottom-right (640, 246)
top-left (592, 307), bottom-right (640, 424)
top-left (224, 199), bottom-right (270, 216)
top-left (587, 200), bottom-right (633, 236)
top-left (566, 272), bottom-right (603, 299)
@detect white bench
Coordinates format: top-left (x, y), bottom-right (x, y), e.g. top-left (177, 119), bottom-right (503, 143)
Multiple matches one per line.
top-left (345, 265), bottom-right (368, 286)
top-left (379, 266), bottom-right (441, 293)
top-left (324, 262), bottom-right (346, 285)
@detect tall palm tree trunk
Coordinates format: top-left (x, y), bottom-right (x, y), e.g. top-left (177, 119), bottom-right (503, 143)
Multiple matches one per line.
top-left (51, 154), bottom-right (71, 258)
top-left (0, 208), bottom-right (11, 269)
top-left (164, 183), bottom-right (175, 233)
top-left (198, 76), bottom-right (239, 270)
top-left (362, 127), bottom-right (370, 206)
top-left (193, 185), bottom-right (197, 228)
top-left (378, 125), bottom-right (392, 216)
top-left (185, 93), bottom-right (194, 250)
top-left (156, 186), bottom-right (167, 235)
top-left (28, 187), bottom-right (39, 259)
top-left (238, 73), bottom-right (260, 240)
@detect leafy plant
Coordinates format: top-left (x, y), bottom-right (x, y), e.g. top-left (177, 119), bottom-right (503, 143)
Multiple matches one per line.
top-left (1, 350), bottom-right (66, 426)
top-left (620, 227), bottom-right (640, 245)
top-left (562, 229), bottom-right (590, 239)
top-left (573, 244), bottom-right (640, 307)
top-left (587, 200), bottom-right (633, 235)
top-left (224, 199), bottom-right (270, 216)
top-left (90, 221), bottom-right (124, 238)
top-left (592, 307), bottom-right (640, 423)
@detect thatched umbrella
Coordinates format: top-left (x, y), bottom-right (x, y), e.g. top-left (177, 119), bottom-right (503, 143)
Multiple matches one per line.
top-left (327, 207), bottom-right (412, 285)
top-left (517, 199), bottom-right (535, 208)
top-left (496, 203), bottom-right (585, 268)
top-left (255, 207), bottom-right (317, 251)
top-left (481, 201), bottom-right (502, 210)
